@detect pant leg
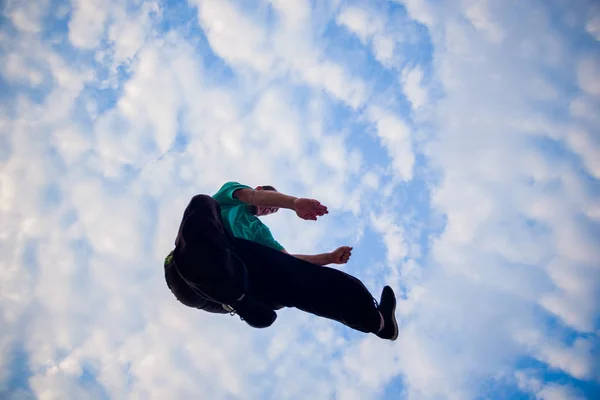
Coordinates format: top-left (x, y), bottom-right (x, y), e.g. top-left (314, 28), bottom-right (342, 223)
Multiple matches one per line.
top-left (172, 194), bottom-right (249, 307)
top-left (164, 256), bottom-right (229, 313)
top-left (233, 237), bottom-right (382, 334)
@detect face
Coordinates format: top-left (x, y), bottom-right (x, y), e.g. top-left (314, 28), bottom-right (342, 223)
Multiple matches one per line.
top-left (256, 206), bottom-right (279, 216)
top-left (255, 186), bottom-right (279, 216)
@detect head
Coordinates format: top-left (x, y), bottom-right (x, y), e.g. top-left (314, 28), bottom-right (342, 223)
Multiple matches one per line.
top-left (252, 185), bottom-right (279, 216)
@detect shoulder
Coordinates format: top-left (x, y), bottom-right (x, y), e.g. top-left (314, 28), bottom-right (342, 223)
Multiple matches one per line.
top-left (228, 182), bottom-right (255, 202)
top-left (213, 181), bottom-right (253, 203)
top-left (232, 188), bottom-right (254, 202)
top-left (216, 181), bottom-right (250, 192)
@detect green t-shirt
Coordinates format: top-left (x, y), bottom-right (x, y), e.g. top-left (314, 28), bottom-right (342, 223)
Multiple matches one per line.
top-left (212, 182), bottom-right (285, 251)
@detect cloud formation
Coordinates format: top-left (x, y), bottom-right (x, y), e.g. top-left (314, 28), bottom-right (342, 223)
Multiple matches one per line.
top-left (0, 0), bottom-right (598, 399)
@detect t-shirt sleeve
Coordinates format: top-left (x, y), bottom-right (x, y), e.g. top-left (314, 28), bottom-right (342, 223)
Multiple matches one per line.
top-left (212, 181), bottom-right (253, 206)
top-left (253, 223), bottom-right (285, 251)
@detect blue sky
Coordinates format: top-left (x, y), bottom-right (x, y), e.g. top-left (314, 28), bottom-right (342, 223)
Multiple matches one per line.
top-left (1, 0), bottom-right (599, 399)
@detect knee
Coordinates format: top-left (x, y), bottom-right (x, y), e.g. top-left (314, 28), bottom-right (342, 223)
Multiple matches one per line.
top-left (189, 194), bottom-right (220, 213)
top-left (190, 194), bottom-right (216, 206)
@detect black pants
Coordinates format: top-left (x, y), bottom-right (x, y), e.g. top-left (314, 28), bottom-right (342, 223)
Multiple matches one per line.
top-left (164, 194), bottom-right (382, 334)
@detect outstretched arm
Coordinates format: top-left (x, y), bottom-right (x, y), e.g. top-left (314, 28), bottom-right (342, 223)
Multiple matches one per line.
top-left (282, 249), bottom-right (332, 266)
top-left (234, 188), bottom-right (297, 210)
top-left (282, 246), bottom-right (352, 266)
top-left (234, 188), bottom-right (328, 220)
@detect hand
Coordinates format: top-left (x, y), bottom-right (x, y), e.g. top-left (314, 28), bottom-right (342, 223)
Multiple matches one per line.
top-left (293, 198), bottom-right (328, 221)
top-left (328, 246), bottom-right (353, 264)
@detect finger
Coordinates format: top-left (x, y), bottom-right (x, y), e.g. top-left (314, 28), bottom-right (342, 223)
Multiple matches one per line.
top-left (314, 203), bottom-right (327, 211)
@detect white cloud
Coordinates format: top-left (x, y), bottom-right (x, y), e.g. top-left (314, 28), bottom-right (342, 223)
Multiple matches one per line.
top-left (394, 0), bottom-right (435, 28)
top-left (370, 211), bottom-right (407, 266)
top-left (268, 0), bottom-right (312, 30)
top-left (2, 3), bottom-right (395, 395)
top-left (335, 5), bottom-right (398, 66)
top-left (577, 55), bottom-right (600, 96)
top-left (190, 0), bottom-right (369, 109)
top-left (318, 134), bottom-right (351, 174)
top-left (372, 35), bottom-right (396, 65)
top-left (564, 126), bottom-right (600, 179)
top-left (382, 0), bottom-right (600, 398)
top-left (366, 106), bottom-right (415, 181)
top-left (401, 66), bottom-right (427, 110)
top-left (3, 0), bottom-right (50, 34)
top-left (536, 338), bottom-right (598, 381)
top-left (516, 371), bottom-right (586, 400)
top-left (68, 0), bottom-right (110, 49)
top-left (537, 385), bottom-right (585, 400)
top-left (586, 8), bottom-right (600, 41)
top-left (303, 60), bottom-right (369, 109)
top-left (361, 171), bottom-right (380, 190)
top-left (569, 94), bottom-right (599, 124)
top-left (1, 1), bottom-right (599, 400)
top-left (336, 5), bottom-right (385, 44)
top-left (463, 0), bottom-right (505, 43)
top-left (2, 52), bottom-right (44, 87)
top-left (192, 0), bottom-right (273, 73)
top-left (107, 0), bottom-right (159, 67)
top-left (250, 87), bottom-right (305, 160)
top-left (51, 125), bottom-right (93, 166)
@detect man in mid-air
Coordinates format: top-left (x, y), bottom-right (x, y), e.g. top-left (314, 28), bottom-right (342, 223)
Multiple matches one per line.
top-left (164, 181), bottom-right (398, 341)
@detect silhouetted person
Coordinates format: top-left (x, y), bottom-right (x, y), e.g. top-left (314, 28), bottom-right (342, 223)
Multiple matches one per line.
top-left (164, 182), bottom-right (398, 340)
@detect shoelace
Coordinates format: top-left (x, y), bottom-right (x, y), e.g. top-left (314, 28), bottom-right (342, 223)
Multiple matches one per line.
top-left (222, 304), bottom-right (238, 317)
top-left (373, 297), bottom-right (381, 310)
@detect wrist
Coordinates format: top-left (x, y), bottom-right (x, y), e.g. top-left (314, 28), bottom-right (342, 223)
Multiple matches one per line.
top-left (324, 252), bottom-right (334, 265)
top-left (290, 197), bottom-right (299, 210)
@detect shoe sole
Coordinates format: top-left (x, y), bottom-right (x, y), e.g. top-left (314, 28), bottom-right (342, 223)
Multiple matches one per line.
top-left (383, 286), bottom-right (398, 341)
top-left (389, 294), bottom-right (398, 341)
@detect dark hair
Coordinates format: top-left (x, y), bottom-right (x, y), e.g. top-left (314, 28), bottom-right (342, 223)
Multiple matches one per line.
top-left (250, 185), bottom-right (277, 215)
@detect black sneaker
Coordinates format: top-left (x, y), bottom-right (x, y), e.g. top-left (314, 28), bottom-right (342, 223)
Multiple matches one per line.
top-left (233, 295), bottom-right (277, 329)
top-left (376, 286), bottom-right (398, 341)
